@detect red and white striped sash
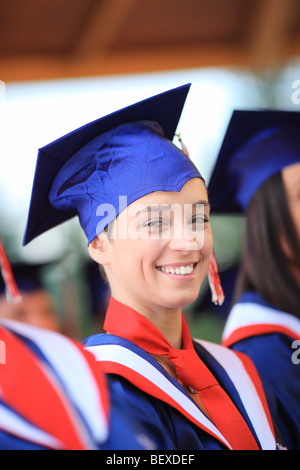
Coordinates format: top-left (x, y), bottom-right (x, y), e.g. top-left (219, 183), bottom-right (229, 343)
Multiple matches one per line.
top-left (0, 320), bottom-right (109, 449)
top-left (85, 338), bottom-right (276, 450)
top-left (222, 302), bottom-right (300, 347)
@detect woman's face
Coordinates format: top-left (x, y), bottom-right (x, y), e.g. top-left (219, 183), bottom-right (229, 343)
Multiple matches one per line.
top-left (282, 162), bottom-right (300, 241)
top-left (102, 178), bottom-right (213, 315)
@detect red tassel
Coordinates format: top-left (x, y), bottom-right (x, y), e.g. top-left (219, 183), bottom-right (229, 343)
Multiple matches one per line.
top-left (208, 252), bottom-right (224, 306)
top-left (0, 237), bottom-right (22, 303)
top-left (177, 133), bottom-right (191, 159)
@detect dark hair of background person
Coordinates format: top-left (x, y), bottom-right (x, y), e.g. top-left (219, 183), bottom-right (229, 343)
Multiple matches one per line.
top-left (234, 171), bottom-right (300, 319)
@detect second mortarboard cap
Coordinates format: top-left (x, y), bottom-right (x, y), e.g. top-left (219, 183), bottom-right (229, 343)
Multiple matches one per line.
top-left (23, 84), bottom-right (202, 245)
top-left (208, 109), bottom-right (300, 213)
top-left (0, 262), bottom-right (44, 295)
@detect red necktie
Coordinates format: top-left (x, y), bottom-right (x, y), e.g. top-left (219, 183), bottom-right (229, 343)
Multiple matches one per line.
top-left (104, 297), bottom-right (259, 450)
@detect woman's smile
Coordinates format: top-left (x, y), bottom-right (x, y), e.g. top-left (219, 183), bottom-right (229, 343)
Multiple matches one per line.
top-left (156, 261), bottom-right (198, 277)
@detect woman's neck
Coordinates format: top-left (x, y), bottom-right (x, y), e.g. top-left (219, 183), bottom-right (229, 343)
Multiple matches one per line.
top-left (143, 307), bottom-right (183, 349)
top-left (111, 294), bottom-right (183, 349)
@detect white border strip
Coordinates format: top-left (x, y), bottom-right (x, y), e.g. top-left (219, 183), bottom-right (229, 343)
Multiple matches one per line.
top-left (222, 302), bottom-right (300, 342)
top-left (196, 339), bottom-right (276, 450)
top-left (0, 403), bottom-right (62, 449)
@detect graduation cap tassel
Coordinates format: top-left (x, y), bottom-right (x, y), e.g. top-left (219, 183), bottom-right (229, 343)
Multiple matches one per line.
top-left (176, 133), bottom-right (191, 158)
top-left (0, 237), bottom-right (22, 303)
top-left (208, 252), bottom-right (224, 306)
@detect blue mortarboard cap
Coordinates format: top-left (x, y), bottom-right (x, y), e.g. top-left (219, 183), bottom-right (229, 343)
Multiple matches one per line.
top-left (23, 83), bottom-right (202, 245)
top-left (208, 109), bottom-right (300, 213)
top-left (0, 262), bottom-right (43, 295)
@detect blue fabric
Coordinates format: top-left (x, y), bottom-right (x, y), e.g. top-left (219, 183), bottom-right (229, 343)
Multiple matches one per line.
top-left (227, 294), bottom-right (300, 449)
top-left (228, 126), bottom-right (300, 211)
top-left (107, 374), bottom-right (224, 450)
top-left (0, 430), bottom-right (50, 450)
top-left (208, 110), bottom-right (300, 213)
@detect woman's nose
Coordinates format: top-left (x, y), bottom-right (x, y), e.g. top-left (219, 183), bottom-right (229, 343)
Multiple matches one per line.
top-left (168, 238), bottom-right (199, 253)
top-left (168, 225), bottom-right (202, 253)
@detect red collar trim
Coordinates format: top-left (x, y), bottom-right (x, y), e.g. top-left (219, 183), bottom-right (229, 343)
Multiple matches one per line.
top-left (104, 296), bottom-right (193, 353)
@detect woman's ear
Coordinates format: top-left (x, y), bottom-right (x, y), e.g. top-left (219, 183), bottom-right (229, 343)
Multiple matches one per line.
top-left (88, 233), bottom-right (111, 266)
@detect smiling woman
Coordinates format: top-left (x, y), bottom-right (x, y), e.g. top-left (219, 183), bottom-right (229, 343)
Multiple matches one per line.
top-left (23, 84), bottom-right (284, 450)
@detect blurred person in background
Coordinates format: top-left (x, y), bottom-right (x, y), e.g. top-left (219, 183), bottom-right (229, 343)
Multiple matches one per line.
top-left (0, 262), bottom-right (61, 332)
top-left (208, 109), bottom-right (300, 449)
top-left (85, 260), bottom-right (110, 332)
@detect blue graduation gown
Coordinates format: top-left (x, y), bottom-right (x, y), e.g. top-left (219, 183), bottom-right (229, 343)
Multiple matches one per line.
top-left (84, 332), bottom-right (283, 450)
top-left (222, 292), bottom-right (300, 450)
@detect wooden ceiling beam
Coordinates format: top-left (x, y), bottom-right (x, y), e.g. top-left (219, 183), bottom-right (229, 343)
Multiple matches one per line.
top-left (75, 0), bottom-right (139, 57)
top-left (1, 43), bottom-right (300, 84)
top-left (248, 0), bottom-right (294, 65)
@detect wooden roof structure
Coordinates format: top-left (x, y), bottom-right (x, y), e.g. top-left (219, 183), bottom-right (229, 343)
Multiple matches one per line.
top-left (1, 0), bottom-right (300, 83)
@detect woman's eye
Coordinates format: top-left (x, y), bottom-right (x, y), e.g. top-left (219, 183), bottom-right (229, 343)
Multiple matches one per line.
top-left (148, 219), bottom-right (165, 227)
top-left (190, 215), bottom-right (209, 225)
top-left (143, 218), bottom-right (169, 231)
top-left (147, 219), bottom-right (160, 227)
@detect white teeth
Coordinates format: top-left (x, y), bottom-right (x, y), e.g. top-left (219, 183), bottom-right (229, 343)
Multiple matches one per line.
top-left (158, 264), bottom-right (194, 275)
